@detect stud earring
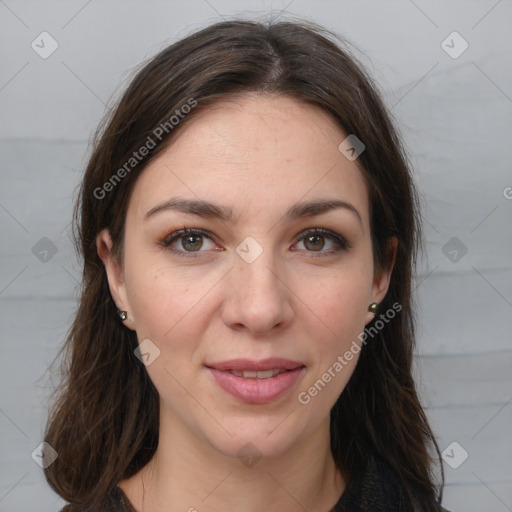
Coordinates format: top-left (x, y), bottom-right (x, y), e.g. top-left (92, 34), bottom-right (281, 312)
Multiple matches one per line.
top-left (368, 302), bottom-right (378, 314)
top-left (117, 309), bottom-right (128, 321)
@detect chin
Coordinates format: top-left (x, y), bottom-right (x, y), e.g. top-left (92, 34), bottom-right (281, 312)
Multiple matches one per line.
top-left (199, 413), bottom-right (311, 463)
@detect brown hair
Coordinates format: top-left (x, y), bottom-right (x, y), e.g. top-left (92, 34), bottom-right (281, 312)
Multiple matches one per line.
top-left (43, 17), bottom-right (444, 510)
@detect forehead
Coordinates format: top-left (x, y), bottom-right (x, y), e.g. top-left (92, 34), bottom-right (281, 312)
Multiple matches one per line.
top-left (127, 94), bottom-right (370, 226)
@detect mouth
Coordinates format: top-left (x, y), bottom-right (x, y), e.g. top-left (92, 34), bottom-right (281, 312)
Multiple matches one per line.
top-left (205, 358), bottom-right (306, 403)
top-left (206, 357), bottom-right (305, 373)
top-left (225, 368), bottom-right (292, 379)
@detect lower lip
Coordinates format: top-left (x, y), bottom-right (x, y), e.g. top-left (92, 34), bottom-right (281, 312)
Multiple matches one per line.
top-left (207, 367), bottom-right (306, 404)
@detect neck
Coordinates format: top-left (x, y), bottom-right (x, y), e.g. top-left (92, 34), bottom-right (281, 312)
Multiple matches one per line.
top-left (121, 405), bottom-right (346, 512)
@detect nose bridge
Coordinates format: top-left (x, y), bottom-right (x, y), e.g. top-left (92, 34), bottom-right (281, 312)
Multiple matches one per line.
top-left (236, 236), bottom-right (284, 301)
top-left (222, 236), bottom-right (293, 333)
top-left (239, 246), bottom-right (280, 292)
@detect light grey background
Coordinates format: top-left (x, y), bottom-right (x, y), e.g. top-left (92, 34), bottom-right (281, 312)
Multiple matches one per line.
top-left (0, 1), bottom-right (511, 511)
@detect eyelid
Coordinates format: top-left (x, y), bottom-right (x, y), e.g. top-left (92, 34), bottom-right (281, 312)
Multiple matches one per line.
top-left (161, 227), bottom-right (216, 246)
top-left (293, 228), bottom-right (351, 251)
top-left (159, 226), bottom-right (352, 257)
top-left (160, 228), bottom-right (219, 258)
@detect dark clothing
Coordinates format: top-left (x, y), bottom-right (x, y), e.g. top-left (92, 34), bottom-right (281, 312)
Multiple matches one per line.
top-left (60, 446), bottom-right (450, 512)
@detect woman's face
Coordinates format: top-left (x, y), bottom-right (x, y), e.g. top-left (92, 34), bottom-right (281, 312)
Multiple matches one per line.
top-left (99, 94), bottom-right (393, 460)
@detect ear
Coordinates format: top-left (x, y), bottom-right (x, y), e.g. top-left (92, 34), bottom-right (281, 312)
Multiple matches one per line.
top-left (365, 236), bottom-right (398, 325)
top-left (96, 229), bottom-right (135, 330)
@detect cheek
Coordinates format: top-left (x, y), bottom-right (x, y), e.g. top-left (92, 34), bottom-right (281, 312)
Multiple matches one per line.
top-left (306, 266), bottom-right (372, 338)
top-left (124, 264), bottom-right (207, 397)
top-left (126, 264), bottom-right (203, 340)
top-left (123, 233), bottom-right (194, 324)
top-left (294, 264), bottom-right (372, 404)
top-left (123, 248), bottom-right (225, 376)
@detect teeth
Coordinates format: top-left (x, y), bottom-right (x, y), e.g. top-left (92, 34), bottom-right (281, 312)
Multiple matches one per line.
top-left (229, 369), bottom-right (285, 379)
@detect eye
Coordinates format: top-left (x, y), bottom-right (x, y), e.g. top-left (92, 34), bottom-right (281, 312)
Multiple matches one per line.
top-left (159, 227), bottom-right (351, 258)
top-left (160, 228), bottom-right (219, 258)
top-left (293, 228), bottom-right (351, 256)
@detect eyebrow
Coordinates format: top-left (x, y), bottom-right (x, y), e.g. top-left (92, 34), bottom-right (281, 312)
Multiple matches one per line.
top-left (144, 197), bottom-right (362, 226)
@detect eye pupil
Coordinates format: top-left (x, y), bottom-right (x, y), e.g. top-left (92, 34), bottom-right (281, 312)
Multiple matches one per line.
top-left (183, 235), bottom-right (203, 251)
top-left (305, 235), bottom-right (325, 251)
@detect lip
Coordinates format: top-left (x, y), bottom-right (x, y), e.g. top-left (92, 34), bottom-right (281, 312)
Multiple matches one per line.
top-left (205, 358), bottom-right (306, 404)
top-left (206, 358), bottom-right (305, 372)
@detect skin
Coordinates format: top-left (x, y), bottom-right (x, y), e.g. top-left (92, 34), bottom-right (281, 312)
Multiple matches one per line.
top-left (97, 94), bottom-right (395, 512)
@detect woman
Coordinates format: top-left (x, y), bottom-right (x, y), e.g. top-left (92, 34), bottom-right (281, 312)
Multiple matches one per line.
top-left (43, 18), bottom-right (450, 512)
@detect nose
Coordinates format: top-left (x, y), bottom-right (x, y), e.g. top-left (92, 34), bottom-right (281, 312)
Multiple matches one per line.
top-left (221, 246), bottom-right (295, 335)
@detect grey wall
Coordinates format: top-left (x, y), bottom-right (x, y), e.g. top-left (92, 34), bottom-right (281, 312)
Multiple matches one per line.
top-left (1, 1), bottom-right (511, 511)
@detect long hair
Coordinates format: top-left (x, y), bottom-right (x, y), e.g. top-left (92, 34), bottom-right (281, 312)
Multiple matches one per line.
top-left (43, 18), bottom-right (444, 510)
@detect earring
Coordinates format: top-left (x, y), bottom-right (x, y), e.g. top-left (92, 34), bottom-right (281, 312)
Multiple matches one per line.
top-left (117, 309), bottom-right (127, 321)
top-left (367, 302), bottom-right (378, 314)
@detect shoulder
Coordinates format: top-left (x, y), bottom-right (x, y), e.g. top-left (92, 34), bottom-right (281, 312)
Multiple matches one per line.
top-left (334, 442), bottom-right (450, 512)
top-left (334, 448), bottom-right (411, 511)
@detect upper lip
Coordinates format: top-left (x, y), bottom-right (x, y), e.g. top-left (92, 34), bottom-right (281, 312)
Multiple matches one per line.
top-left (206, 358), bottom-right (305, 372)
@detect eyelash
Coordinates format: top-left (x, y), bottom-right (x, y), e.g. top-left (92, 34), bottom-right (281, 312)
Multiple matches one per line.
top-left (159, 227), bottom-right (352, 259)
